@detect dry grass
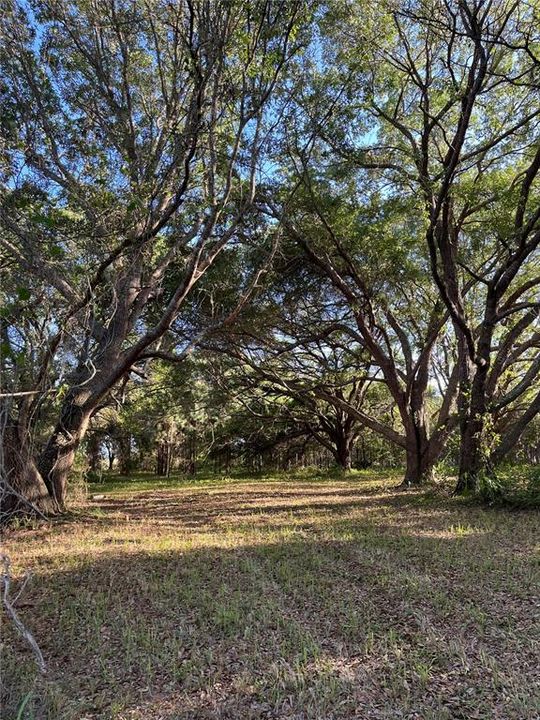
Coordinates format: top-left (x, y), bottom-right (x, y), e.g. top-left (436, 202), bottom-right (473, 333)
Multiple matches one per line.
top-left (2, 473), bottom-right (539, 719)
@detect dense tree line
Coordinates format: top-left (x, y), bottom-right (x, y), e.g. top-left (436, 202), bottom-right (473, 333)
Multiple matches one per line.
top-left (1, 0), bottom-right (539, 518)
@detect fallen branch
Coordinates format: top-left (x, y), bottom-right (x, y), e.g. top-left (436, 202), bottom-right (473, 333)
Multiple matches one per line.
top-left (0, 477), bottom-right (49, 525)
top-left (1, 555), bottom-right (46, 674)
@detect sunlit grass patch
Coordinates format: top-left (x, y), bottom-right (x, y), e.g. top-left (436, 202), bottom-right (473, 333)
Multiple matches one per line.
top-left (3, 473), bottom-right (539, 719)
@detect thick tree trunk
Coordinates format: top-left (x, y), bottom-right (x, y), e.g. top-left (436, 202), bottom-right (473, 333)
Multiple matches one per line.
top-left (452, 302), bottom-right (498, 495)
top-left (156, 442), bottom-right (173, 476)
top-left (455, 392), bottom-right (495, 494)
top-left (401, 433), bottom-right (434, 486)
top-left (1, 418), bottom-right (57, 519)
top-left (455, 417), bottom-right (488, 493)
top-left (399, 408), bottom-right (436, 487)
top-left (156, 443), bottom-right (166, 476)
top-left (454, 327), bottom-right (493, 494)
top-left (334, 435), bottom-right (353, 472)
top-left (37, 391), bottom-right (93, 509)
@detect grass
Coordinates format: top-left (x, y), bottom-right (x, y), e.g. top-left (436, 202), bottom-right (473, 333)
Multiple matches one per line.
top-left (2, 472), bottom-right (539, 719)
top-left (86, 467), bottom-right (387, 494)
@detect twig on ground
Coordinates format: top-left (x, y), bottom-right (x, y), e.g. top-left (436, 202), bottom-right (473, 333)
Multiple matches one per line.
top-left (1, 555), bottom-right (46, 674)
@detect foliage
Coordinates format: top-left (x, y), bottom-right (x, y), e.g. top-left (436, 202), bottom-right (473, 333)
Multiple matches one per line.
top-left (1, 0), bottom-right (540, 512)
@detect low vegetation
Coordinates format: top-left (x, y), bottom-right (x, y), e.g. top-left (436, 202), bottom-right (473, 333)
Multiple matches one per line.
top-left (1, 3), bottom-right (539, 717)
top-left (3, 473), bottom-right (539, 719)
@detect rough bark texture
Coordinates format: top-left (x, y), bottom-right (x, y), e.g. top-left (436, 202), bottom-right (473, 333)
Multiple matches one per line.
top-left (455, 314), bottom-right (494, 494)
top-left (333, 430), bottom-right (354, 472)
top-left (394, 376), bottom-right (445, 488)
top-left (37, 390), bottom-right (93, 509)
top-left (117, 434), bottom-right (132, 476)
top-left (400, 412), bottom-right (437, 487)
top-left (156, 442), bottom-right (172, 477)
top-left (1, 419), bottom-right (57, 519)
top-left (456, 409), bottom-right (488, 494)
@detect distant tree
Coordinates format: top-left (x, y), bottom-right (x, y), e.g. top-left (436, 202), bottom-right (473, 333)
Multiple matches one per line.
top-left (266, 165), bottom-right (461, 485)
top-left (210, 268), bottom-right (388, 471)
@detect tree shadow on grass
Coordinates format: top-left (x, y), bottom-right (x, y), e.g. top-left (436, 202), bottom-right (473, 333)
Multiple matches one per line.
top-left (78, 481), bottom-right (435, 525)
top-left (72, 487), bottom-right (517, 536)
top-left (4, 522), bottom-right (539, 720)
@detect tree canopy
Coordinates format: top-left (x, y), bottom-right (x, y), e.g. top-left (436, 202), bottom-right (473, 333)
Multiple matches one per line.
top-left (1, 0), bottom-right (540, 518)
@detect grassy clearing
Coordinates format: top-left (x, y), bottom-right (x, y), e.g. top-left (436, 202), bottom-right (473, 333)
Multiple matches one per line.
top-left (2, 473), bottom-right (539, 719)
top-left (86, 467), bottom-right (391, 495)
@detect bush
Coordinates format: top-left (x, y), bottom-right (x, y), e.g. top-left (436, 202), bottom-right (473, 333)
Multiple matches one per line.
top-left (489, 465), bottom-right (540, 508)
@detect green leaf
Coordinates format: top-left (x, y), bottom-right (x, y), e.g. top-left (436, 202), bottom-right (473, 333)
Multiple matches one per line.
top-left (16, 287), bottom-right (31, 301)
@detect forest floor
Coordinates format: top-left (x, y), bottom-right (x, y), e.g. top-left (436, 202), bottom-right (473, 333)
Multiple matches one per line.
top-left (2, 471), bottom-right (539, 720)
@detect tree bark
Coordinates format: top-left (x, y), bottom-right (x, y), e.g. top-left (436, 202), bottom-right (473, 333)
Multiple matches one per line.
top-left (156, 443), bottom-right (166, 476)
top-left (107, 446), bottom-right (115, 471)
top-left (454, 314), bottom-right (495, 494)
top-left (455, 422), bottom-right (486, 494)
top-left (332, 426), bottom-right (354, 472)
top-left (117, 433), bottom-right (132, 476)
top-left (400, 400), bottom-right (448, 489)
top-left (334, 439), bottom-right (352, 472)
top-left (37, 390), bottom-right (93, 509)
top-left (87, 433), bottom-right (101, 473)
top-left (1, 417), bottom-right (57, 519)
top-left (401, 416), bottom-right (435, 487)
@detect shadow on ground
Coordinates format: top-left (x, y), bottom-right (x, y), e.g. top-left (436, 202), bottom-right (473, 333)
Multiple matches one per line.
top-left (3, 480), bottom-right (539, 720)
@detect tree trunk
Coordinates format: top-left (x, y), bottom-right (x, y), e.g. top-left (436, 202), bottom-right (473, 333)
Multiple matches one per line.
top-left (454, 306), bottom-right (497, 495)
top-left (455, 388), bottom-right (494, 494)
top-left (1, 417), bottom-right (57, 519)
top-left (117, 433), bottom-right (132, 476)
top-left (37, 391), bottom-right (93, 510)
top-left (357, 435), bottom-right (370, 469)
top-left (455, 417), bottom-right (487, 493)
top-left (156, 443), bottom-right (166, 476)
top-left (87, 433), bottom-right (101, 473)
top-left (334, 435), bottom-right (352, 471)
top-left (402, 439), bottom-right (433, 486)
top-left (164, 442), bottom-right (171, 477)
top-left (400, 410), bottom-right (436, 487)
top-left (188, 435), bottom-right (196, 475)
top-left (107, 447), bottom-right (115, 471)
